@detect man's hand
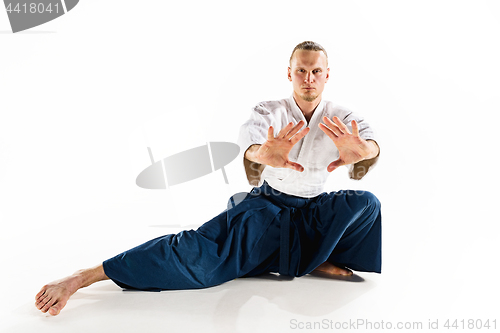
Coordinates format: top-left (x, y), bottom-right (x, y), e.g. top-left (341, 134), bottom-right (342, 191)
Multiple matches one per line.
top-left (319, 116), bottom-right (379, 172)
top-left (245, 121), bottom-right (310, 172)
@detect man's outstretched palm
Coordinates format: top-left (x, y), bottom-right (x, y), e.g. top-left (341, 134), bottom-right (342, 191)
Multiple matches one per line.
top-left (254, 120), bottom-right (310, 172)
top-left (319, 116), bottom-right (378, 172)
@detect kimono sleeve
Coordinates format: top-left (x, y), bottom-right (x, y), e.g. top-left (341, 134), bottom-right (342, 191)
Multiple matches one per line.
top-left (237, 104), bottom-right (276, 154)
top-left (336, 107), bottom-right (377, 142)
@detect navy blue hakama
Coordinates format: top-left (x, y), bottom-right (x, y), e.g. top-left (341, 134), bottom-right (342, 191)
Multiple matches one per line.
top-left (102, 182), bottom-right (382, 291)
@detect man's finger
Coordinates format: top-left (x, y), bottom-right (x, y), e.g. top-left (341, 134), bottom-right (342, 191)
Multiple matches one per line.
top-left (351, 120), bottom-right (359, 137)
top-left (285, 160), bottom-right (305, 172)
top-left (277, 122), bottom-right (294, 139)
top-left (267, 126), bottom-right (275, 141)
top-left (327, 158), bottom-right (345, 172)
top-left (332, 116), bottom-right (351, 134)
top-left (322, 117), bottom-right (344, 136)
top-left (290, 126), bottom-right (310, 144)
top-left (284, 120), bottom-right (306, 140)
top-left (319, 123), bottom-right (338, 141)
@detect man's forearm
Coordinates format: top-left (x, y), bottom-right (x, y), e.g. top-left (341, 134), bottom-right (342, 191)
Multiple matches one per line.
top-left (244, 145), bottom-right (265, 186)
top-left (244, 144), bottom-right (262, 164)
top-left (365, 140), bottom-right (380, 160)
top-left (350, 140), bottom-right (380, 180)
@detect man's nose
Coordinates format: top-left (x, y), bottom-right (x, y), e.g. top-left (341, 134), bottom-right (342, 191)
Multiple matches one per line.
top-left (304, 72), bottom-right (314, 83)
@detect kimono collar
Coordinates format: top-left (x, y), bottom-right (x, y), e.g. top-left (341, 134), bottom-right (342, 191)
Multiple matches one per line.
top-left (288, 95), bottom-right (325, 125)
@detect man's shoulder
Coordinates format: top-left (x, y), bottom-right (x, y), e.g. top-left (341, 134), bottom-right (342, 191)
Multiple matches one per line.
top-left (322, 100), bottom-right (354, 118)
top-left (253, 98), bottom-right (290, 114)
top-left (255, 98), bottom-right (289, 109)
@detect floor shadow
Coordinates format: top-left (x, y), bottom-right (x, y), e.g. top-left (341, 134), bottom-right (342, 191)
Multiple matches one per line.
top-left (210, 272), bottom-right (375, 331)
top-left (15, 273), bottom-right (376, 333)
top-left (249, 272), bottom-right (295, 281)
top-left (251, 271), bottom-right (365, 283)
top-left (307, 271), bottom-right (365, 282)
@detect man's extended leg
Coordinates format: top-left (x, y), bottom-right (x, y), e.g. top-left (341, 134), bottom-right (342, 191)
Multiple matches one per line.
top-left (35, 264), bottom-right (109, 316)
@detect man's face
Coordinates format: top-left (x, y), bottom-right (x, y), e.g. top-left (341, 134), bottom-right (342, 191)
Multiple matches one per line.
top-left (288, 50), bottom-right (330, 103)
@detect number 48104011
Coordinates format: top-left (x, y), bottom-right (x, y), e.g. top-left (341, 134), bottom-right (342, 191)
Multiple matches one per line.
top-left (6, 2), bottom-right (60, 14)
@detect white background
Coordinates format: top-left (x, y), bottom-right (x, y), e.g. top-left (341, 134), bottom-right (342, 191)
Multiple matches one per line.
top-left (1, 1), bottom-right (499, 332)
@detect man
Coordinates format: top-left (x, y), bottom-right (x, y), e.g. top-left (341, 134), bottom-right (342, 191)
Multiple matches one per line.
top-left (35, 41), bottom-right (381, 316)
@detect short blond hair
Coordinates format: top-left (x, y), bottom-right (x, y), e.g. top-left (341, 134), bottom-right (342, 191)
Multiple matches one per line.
top-left (289, 41), bottom-right (328, 66)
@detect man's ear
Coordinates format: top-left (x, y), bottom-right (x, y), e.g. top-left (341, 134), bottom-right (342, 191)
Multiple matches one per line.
top-left (287, 67), bottom-right (292, 81)
top-left (326, 67), bottom-right (330, 81)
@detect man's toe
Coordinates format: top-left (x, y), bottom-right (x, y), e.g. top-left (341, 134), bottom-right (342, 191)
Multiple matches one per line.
top-left (36, 297), bottom-right (48, 310)
top-left (35, 288), bottom-right (47, 300)
top-left (41, 298), bottom-right (55, 313)
top-left (49, 301), bottom-right (65, 316)
top-left (48, 306), bottom-right (59, 316)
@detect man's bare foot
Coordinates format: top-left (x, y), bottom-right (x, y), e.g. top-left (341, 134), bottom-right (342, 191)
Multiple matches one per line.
top-left (35, 275), bottom-right (82, 316)
top-left (35, 264), bottom-right (109, 316)
top-left (313, 262), bottom-right (353, 276)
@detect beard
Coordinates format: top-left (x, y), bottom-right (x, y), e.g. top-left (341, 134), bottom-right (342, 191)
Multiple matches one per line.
top-left (300, 92), bottom-right (319, 102)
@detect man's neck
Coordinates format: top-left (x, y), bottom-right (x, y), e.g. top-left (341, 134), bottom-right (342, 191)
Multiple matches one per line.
top-left (293, 93), bottom-right (322, 123)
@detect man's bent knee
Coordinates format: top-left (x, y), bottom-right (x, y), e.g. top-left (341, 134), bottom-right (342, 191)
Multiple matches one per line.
top-left (361, 191), bottom-right (380, 209)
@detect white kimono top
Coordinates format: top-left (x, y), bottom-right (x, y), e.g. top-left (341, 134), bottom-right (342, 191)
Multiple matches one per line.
top-left (238, 96), bottom-right (376, 198)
